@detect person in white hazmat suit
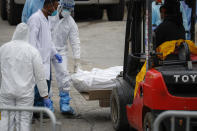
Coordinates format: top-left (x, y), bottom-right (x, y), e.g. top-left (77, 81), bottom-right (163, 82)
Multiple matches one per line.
top-left (0, 23), bottom-right (52, 131)
top-left (27, 0), bottom-right (62, 110)
top-left (50, 0), bottom-right (80, 114)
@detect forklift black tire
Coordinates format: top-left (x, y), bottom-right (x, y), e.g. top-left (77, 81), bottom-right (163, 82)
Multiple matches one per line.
top-left (110, 85), bottom-right (135, 131)
top-left (7, 0), bottom-right (22, 25)
top-left (0, 0), bottom-right (7, 20)
top-left (143, 112), bottom-right (154, 131)
top-left (143, 112), bottom-right (166, 131)
top-left (106, 0), bottom-right (125, 21)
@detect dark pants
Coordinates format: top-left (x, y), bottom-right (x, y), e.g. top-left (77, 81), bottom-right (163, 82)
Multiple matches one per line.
top-left (34, 80), bottom-right (51, 107)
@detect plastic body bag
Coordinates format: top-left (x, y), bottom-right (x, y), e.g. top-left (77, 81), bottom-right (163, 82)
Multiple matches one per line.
top-left (71, 66), bottom-right (123, 92)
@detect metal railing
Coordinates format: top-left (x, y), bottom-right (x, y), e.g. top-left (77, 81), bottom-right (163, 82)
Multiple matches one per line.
top-left (0, 106), bottom-right (61, 131)
top-left (153, 110), bottom-right (197, 131)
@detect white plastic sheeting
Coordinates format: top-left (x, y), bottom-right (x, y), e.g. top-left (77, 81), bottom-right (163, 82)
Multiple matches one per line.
top-left (71, 66), bottom-right (123, 92)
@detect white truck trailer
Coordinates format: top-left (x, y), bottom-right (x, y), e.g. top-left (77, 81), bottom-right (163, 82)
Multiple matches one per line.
top-left (0, 0), bottom-right (125, 25)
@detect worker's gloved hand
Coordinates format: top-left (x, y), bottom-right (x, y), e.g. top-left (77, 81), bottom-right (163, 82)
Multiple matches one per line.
top-left (43, 98), bottom-right (54, 112)
top-left (74, 58), bottom-right (80, 73)
top-left (55, 54), bottom-right (63, 63)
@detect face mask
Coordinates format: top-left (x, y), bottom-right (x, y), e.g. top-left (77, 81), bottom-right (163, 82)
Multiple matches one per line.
top-left (51, 10), bottom-right (58, 16)
top-left (61, 9), bottom-right (71, 18)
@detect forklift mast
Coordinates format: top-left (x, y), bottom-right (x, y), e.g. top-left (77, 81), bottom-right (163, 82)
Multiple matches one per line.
top-left (123, 0), bottom-right (153, 82)
top-left (190, 0), bottom-right (196, 41)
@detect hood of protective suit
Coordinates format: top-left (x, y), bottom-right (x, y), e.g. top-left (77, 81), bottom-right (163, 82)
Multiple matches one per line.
top-left (61, 9), bottom-right (71, 18)
top-left (12, 23), bottom-right (29, 42)
top-left (60, 0), bottom-right (75, 8)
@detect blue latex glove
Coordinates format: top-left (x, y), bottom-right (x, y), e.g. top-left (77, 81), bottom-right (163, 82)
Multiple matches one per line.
top-left (43, 98), bottom-right (54, 112)
top-left (55, 54), bottom-right (63, 63)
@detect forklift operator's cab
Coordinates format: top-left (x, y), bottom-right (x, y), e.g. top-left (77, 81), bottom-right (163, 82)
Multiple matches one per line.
top-left (124, 0), bottom-right (196, 82)
top-left (110, 0), bottom-right (197, 131)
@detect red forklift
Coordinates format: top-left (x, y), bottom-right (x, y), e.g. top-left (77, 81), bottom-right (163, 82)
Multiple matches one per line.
top-left (110, 0), bottom-right (197, 131)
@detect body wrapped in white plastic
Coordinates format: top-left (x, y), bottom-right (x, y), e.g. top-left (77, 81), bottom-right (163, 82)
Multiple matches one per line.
top-left (71, 66), bottom-right (123, 92)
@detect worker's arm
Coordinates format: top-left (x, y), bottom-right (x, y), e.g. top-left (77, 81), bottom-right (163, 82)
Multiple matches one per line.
top-left (48, 21), bottom-right (58, 57)
top-left (69, 18), bottom-right (80, 59)
top-left (27, 16), bottom-right (40, 48)
top-left (32, 49), bottom-right (48, 97)
top-left (50, 41), bottom-right (58, 57)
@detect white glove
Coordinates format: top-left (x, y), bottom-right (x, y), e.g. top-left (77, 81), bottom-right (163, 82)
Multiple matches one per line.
top-left (74, 58), bottom-right (80, 73)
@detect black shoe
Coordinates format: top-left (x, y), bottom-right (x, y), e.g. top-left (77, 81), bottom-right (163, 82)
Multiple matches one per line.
top-left (33, 112), bottom-right (40, 119)
top-left (33, 112), bottom-right (50, 119)
top-left (43, 112), bottom-right (50, 119)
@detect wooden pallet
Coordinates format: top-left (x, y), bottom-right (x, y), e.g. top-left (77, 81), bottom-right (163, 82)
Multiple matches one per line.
top-left (80, 90), bottom-right (112, 107)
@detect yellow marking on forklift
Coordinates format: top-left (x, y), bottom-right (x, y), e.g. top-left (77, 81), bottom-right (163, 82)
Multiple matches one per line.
top-left (0, 111), bottom-right (1, 120)
top-left (134, 62), bottom-right (146, 98)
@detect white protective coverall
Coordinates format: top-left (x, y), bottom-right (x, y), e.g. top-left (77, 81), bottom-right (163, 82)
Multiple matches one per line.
top-left (50, 12), bottom-right (80, 92)
top-left (0, 23), bottom-right (48, 131)
top-left (28, 9), bottom-right (58, 80)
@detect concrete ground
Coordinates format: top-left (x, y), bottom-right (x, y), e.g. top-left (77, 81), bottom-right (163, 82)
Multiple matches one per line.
top-left (0, 11), bottom-right (127, 131)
